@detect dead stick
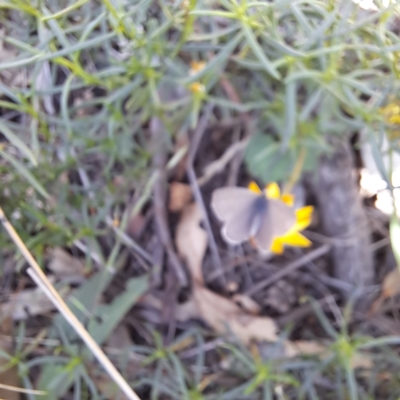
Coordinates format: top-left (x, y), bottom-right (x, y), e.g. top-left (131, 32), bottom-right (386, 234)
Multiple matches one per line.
top-left (151, 117), bottom-right (188, 287)
top-left (186, 104), bottom-right (226, 285)
top-left (246, 244), bottom-right (331, 296)
top-left (0, 207), bottom-right (141, 400)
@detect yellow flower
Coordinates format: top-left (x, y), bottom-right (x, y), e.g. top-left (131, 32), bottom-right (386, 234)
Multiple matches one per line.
top-left (189, 61), bottom-right (206, 75)
top-left (248, 181), bottom-right (313, 255)
top-left (380, 102), bottom-right (400, 126)
top-left (189, 82), bottom-right (205, 94)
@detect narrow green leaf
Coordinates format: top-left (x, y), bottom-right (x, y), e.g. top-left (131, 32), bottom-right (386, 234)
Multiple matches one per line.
top-left (0, 120), bottom-right (37, 165)
top-left (0, 54), bottom-right (42, 70)
top-left (366, 125), bottom-right (391, 188)
top-left (299, 87), bottom-right (323, 121)
top-left (260, 32), bottom-right (305, 58)
top-left (0, 149), bottom-right (49, 199)
top-left (180, 32), bottom-right (243, 85)
top-left (282, 80), bottom-right (297, 147)
top-left (241, 23), bottom-right (280, 79)
top-left (285, 70), bottom-right (322, 83)
top-left (339, 76), bottom-right (377, 97)
top-left (88, 275), bottom-right (149, 345)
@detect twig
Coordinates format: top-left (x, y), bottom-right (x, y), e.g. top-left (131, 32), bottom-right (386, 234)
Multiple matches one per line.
top-left (197, 138), bottom-right (249, 186)
top-left (227, 126), bottom-right (243, 186)
top-left (106, 216), bottom-right (153, 265)
top-left (277, 295), bottom-right (339, 327)
top-left (151, 117), bottom-right (188, 287)
top-left (0, 383), bottom-right (46, 396)
top-left (186, 104), bottom-right (226, 285)
top-left (0, 207), bottom-right (141, 400)
top-left (219, 75), bottom-right (253, 187)
top-left (245, 244), bottom-right (331, 296)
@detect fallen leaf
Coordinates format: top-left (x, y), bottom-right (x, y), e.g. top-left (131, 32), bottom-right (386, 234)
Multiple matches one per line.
top-left (176, 202), bottom-right (278, 344)
top-left (140, 293), bottom-right (200, 322)
top-left (176, 203), bottom-right (207, 284)
top-left (370, 267), bottom-right (400, 314)
top-left (0, 282), bottom-right (70, 320)
top-left (193, 283), bottom-right (278, 344)
top-left (232, 294), bottom-right (262, 315)
top-left (284, 340), bottom-right (326, 358)
top-left (48, 248), bottom-right (86, 282)
top-left (169, 182), bottom-right (192, 212)
top-left (174, 201), bottom-right (371, 357)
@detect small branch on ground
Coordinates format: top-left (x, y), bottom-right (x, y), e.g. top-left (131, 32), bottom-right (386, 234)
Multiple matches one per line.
top-left (150, 117), bottom-right (188, 288)
top-left (186, 104), bottom-right (226, 286)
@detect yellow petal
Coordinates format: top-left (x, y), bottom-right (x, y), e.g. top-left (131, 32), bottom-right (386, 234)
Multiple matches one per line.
top-left (389, 115), bottom-right (400, 125)
top-left (190, 61), bottom-right (206, 73)
top-left (280, 232), bottom-right (312, 248)
top-left (265, 182), bottom-right (280, 199)
top-left (289, 206), bottom-right (314, 231)
top-left (270, 238), bottom-right (284, 254)
top-left (189, 82), bottom-right (205, 94)
top-left (281, 193), bottom-right (294, 206)
top-left (296, 205), bottom-right (314, 220)
top-left (293, 216), bottom-right (312, 231)
top-left (248, 181), bottom-right (262, 194)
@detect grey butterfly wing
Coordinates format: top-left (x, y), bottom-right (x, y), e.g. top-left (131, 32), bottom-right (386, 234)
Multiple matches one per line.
top-left (254, 199), bottom-right (296, 252)
top-left (211, 187), bottom-right (259, 221)
top-left (211, 187), bottom-right (259, 244)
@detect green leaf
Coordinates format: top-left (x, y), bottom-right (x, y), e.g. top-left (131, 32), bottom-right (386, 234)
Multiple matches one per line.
top-left (282, 80), bottom-right (297, 148)
top-left (51, 269), bottom-right (116, 341)
top-left (87, 275), bottom-right (149, 346)
top-left (244, 133), bottom-right (295, 183)
top-left (0, 120), bottom-right (37, 165)
top-left (179, 32), bottom-right (243, 85)
top-left (241, 23), bottom-right (280, 80)
top-left (0, 149), bottom-right (49, 199)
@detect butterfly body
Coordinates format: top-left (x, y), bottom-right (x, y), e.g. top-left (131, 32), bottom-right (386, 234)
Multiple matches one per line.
top-left (211, 186), bottom-right (296, 252)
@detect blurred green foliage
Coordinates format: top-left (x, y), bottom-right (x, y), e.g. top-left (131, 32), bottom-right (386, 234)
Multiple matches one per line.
top-left (2, 0), bottom-right (400, 398)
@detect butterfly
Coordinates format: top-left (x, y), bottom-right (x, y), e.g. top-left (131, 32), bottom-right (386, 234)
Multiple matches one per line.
top-left (211, 183), bottom-right (296, 252)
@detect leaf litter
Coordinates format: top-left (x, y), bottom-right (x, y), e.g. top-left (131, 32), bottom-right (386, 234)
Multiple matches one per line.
top-left (172, 200), bottom-right (376, 371)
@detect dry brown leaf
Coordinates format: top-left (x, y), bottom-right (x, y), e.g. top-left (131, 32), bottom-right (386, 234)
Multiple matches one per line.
top-left (175, 202), bottom-right (368, 352)
top-left (0, 283), bottom-right (70, 320)
top-left (193, 283), bottom-right (278, 344)
top-left (232, 294), bottom-right (262, 315)
top-left (176, 203), bottom-right (207, 283)
top-left (48, 248), bottom-right (86, 282)
top-left (169, 182), bottom-right (192, 212)
top-left (284, 340), bottom-right (326, 358)
top-left (370, 267), bottom-right (400, 314)
top-left (140, 293), bottom-right (200, 321)
top-left (175, 202), bottom-right (278, 344)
